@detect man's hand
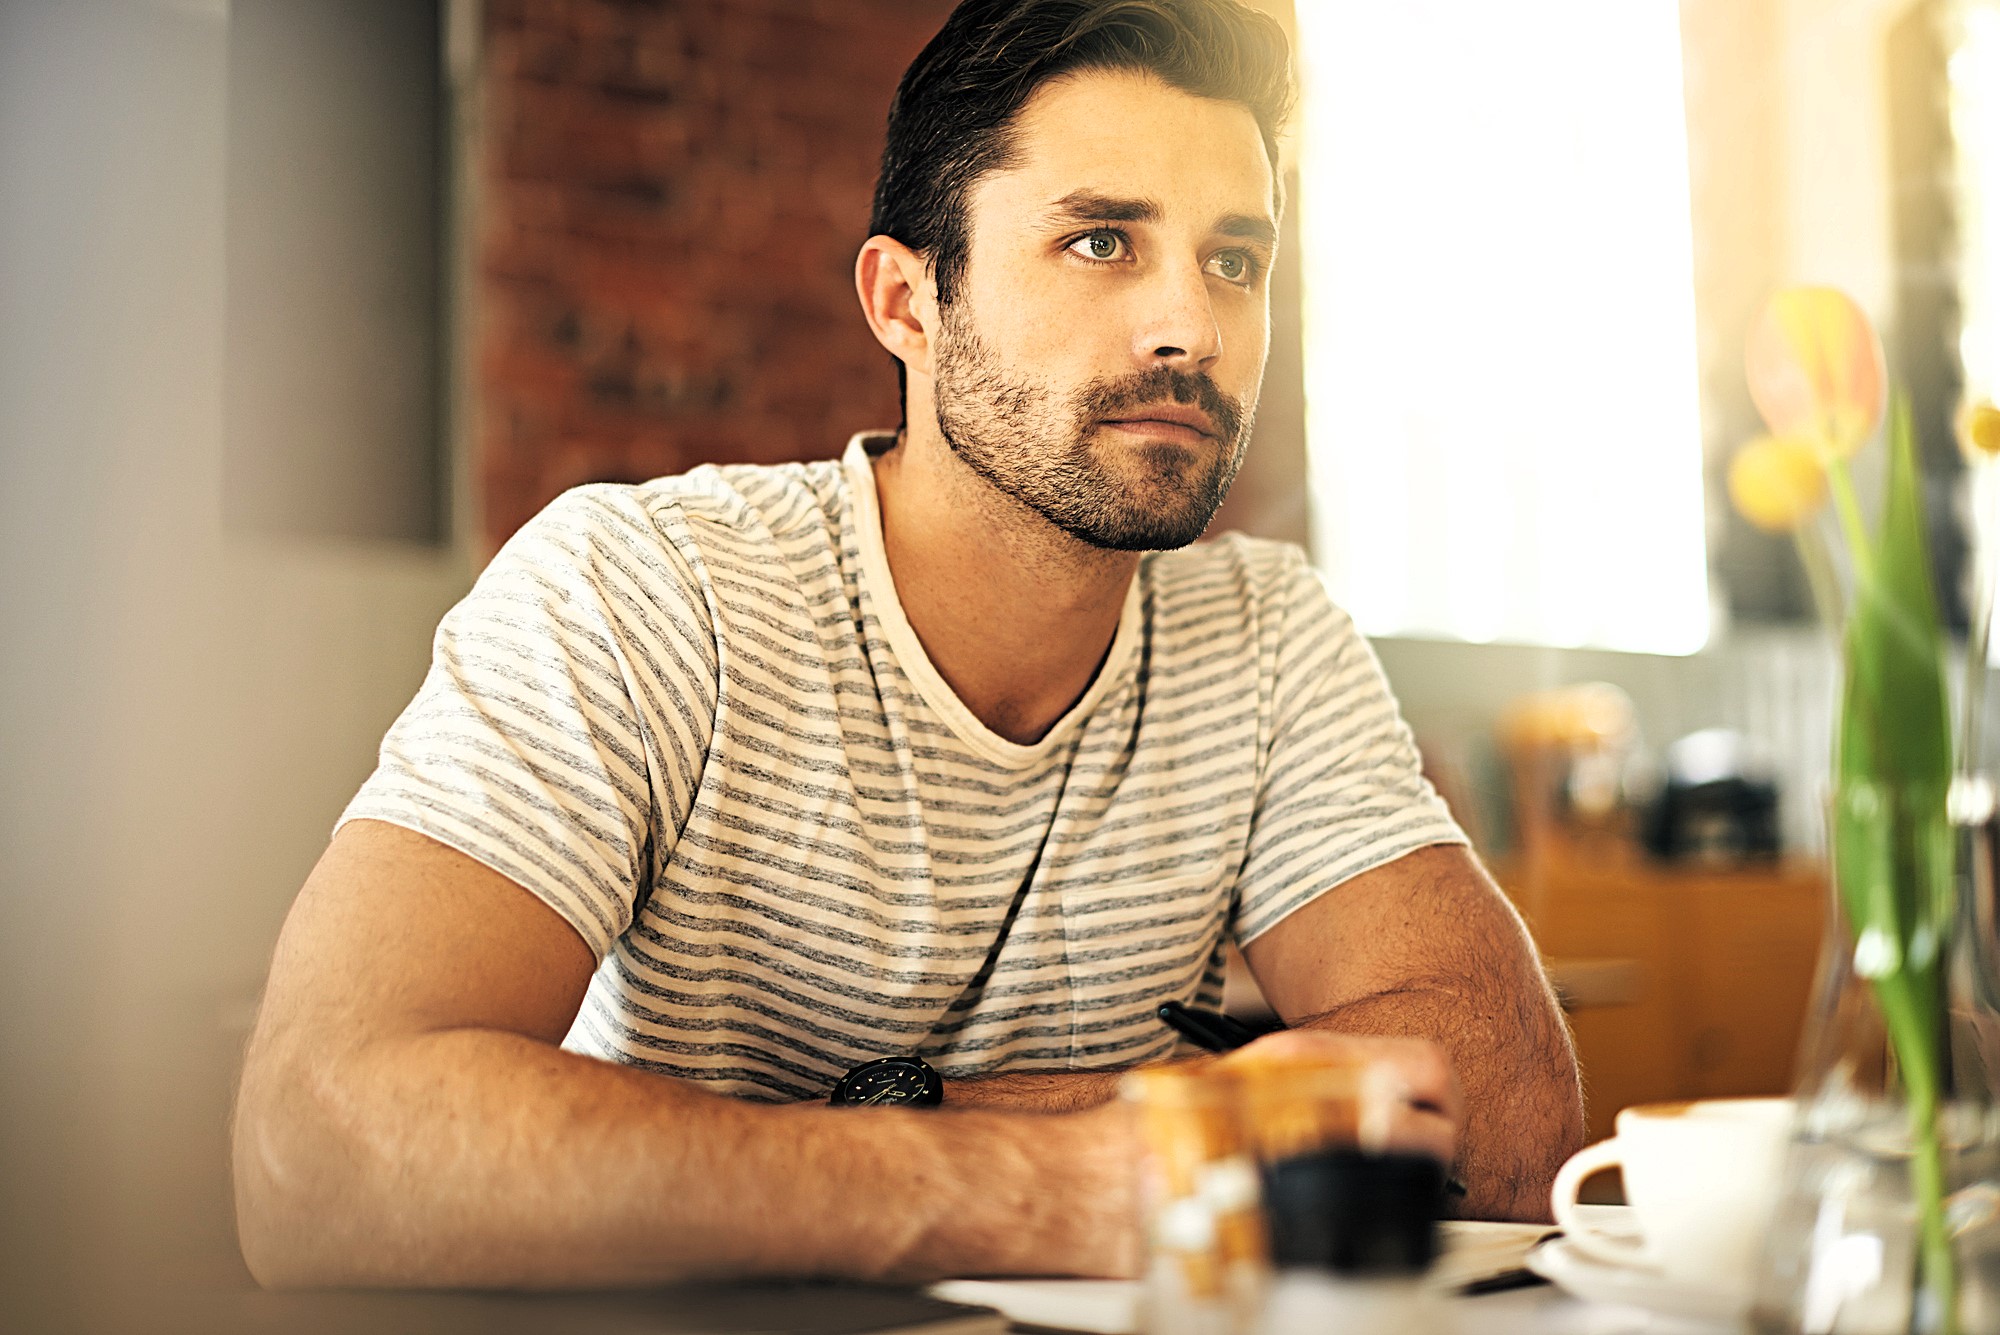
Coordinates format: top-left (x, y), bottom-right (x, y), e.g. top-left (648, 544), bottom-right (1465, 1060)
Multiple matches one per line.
top-left (1243, 844), bottom-right (1585, 1221)
top-left (1219, 1029), bottom-right (1462, 1166)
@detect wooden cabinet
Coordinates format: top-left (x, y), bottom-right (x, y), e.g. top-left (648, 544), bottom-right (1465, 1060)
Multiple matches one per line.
top-left (1494, 849), bottom-right (1826, 1142)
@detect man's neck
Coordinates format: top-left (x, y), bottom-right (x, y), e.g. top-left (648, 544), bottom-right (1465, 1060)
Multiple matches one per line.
top-left (870, 433), bottom-right (1139, 747)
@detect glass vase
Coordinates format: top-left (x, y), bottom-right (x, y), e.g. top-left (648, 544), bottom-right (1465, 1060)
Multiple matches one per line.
top-left (1752, 777), bottom-right (2000, 1334)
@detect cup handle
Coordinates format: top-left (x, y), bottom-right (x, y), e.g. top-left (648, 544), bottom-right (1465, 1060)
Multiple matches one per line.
top-left (1550, 1139), bottom-right (1649, 1270)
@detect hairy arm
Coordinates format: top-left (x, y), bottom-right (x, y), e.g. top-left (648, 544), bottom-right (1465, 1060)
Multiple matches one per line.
top-left (1243, 843), bottom-right (1584, 1221)
top-left (232, 820), bottom-right (1138, 1288)
top-left (944, 1071), bottom-right (1123, 1113)
top-left (943, 1044), bottom-right (1461, 1149)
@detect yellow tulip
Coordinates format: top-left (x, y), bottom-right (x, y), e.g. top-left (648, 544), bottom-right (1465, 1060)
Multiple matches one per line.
top-left (1744, 287), bottom-right (1886, 457)
top-left (1960, 397), bottom-right (2000, 460)
top-left (1729, 433), bottom-right (1829, 534)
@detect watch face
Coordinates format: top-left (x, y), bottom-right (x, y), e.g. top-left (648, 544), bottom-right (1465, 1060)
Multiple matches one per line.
top-left (832, 1057), bottom-right (941, 1106)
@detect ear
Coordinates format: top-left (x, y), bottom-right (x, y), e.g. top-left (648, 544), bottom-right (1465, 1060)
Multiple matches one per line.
top-left (855, 235), bottom-right (937, 378)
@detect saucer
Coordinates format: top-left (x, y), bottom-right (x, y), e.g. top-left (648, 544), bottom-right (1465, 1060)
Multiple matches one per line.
top-left (1526, 1237), bottom-right (1750, 1324)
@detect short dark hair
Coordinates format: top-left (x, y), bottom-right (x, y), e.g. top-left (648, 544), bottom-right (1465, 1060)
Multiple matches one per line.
top-left (871, 0), bottom-right (1294, 310)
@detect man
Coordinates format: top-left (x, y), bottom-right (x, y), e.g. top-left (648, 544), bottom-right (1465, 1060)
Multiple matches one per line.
top-left (233, 0), bottom-right (1583, 1288)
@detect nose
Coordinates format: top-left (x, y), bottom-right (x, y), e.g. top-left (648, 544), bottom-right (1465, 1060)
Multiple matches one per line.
top-left (1133, 265), bottom-right (1222, 371)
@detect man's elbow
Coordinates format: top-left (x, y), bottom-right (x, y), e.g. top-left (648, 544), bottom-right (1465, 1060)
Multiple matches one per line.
top-left (233, 1135), bottom-right (315, 1289)
top-left (231, 1053), bottom-right (373, 1290)
top-left (1544, 1010), bottom-right (1588, 1144)
top-left (1524, 1024), bottom-right (1588, 1199)
top-left (1543, 1074), bottom-right (1588, 1179)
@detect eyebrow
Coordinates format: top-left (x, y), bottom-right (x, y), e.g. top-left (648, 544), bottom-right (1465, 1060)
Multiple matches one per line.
top-left (1216, 213), bottom-right (1278, 249)
top-left (1043, 189), bottom-right (1277, 250)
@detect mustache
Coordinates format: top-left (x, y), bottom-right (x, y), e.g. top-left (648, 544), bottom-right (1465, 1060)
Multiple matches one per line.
top-left (1072, 367), bottom-right (1244, 443)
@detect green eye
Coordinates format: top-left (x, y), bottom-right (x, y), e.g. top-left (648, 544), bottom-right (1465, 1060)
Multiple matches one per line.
top-left (1210, 251), bottom-right (1252, 283)
top-left (1072, 231), bottom-right (1125, 261)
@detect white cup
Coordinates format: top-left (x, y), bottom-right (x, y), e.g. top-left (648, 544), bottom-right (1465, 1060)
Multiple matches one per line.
top-left (1551, 1097), bottom-right (1793, 1295)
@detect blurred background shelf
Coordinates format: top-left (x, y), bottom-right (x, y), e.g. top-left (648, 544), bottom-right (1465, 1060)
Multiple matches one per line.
top-left (1495, 847), bottom-right (1826, 1143)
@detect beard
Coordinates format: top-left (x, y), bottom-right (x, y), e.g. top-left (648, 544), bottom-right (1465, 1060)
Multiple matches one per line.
top-left (930, 309), bottom-right (1253, 552)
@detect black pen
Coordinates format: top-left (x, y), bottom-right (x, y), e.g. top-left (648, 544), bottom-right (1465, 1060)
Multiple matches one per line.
top-left (1157, 999), bottom-right (1271, 1051)
top-left (1156, 1000), bottom-right (1470, 1202)
top-left (1459, 1269), bottom-right (1549, 1296)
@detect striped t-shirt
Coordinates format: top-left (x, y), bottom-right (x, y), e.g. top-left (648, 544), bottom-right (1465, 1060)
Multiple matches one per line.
top-left (341, 434), bottom-right (1463, 1102)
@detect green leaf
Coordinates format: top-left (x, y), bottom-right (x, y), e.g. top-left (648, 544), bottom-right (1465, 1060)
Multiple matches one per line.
top-left (1831, 391), bottom-right (1958, 1328)
top-left (1835, 394), bottom-right (1952, 942)
top-left (1830, 387), bottom-right (1951, 1156)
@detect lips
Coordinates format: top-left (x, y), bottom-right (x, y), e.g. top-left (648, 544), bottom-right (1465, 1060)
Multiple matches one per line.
top-left (1099, 405), bottom-right (1218, 439)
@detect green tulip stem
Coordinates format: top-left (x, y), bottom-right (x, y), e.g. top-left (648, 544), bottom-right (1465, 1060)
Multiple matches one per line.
top-left (1829, 454), bottom-right (1875, 583)
top-left (1795, 522), bottom-right (1847, 639)
top-left (1912, 1081), bottom-right (1958, 1335)
top-left (1880, 961), bottom-right (1956, 1335)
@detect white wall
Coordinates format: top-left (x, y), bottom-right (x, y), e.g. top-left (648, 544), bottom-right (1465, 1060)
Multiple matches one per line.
top-left (0, 0), bottom-right (474, 1322)
top-left (1779, 0), bottom-right (1909, 311)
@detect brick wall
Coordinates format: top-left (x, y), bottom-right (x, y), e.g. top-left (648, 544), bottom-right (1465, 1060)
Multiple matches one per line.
top-left (477, 0), bottom-right (952, 550)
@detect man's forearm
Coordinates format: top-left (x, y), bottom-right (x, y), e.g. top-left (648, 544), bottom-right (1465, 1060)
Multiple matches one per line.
top-left (1300, 980), bottom-right (1582, 1221)
top-left (234, 1028), bottom-right (1137, 1288)
top-left (943, 1069), bottom-right (1124, 1113)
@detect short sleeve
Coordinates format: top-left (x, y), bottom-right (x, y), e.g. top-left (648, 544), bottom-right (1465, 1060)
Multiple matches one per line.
top-left (1232, 561), bottom-right (1466, 943)
top-left (338, 487), bottom-right (718, 960)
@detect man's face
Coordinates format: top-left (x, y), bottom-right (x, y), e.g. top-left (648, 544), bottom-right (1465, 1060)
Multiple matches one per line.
top-left (929, 69), bottom-right (1277, 551)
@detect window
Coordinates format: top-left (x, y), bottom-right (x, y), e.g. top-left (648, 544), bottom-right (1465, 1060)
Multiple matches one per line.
top-left (1296, 1), bottom-right (1709, 654)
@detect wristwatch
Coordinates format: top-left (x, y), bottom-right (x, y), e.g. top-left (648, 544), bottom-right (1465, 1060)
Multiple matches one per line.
top-left (828, 1055), bottom-right (944, 1107)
